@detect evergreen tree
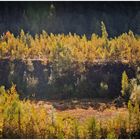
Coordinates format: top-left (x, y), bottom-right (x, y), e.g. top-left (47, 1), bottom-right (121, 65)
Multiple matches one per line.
top-left (121, 71), bottom-right (129, 97)
top-left (101, 21), bottom-right (108, 39)
top-left (101, 21), bottom-right (109, 57)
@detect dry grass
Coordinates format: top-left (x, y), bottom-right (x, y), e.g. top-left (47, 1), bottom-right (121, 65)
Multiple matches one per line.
top-left (32, 98), bottom-right (128, 122)
top-left (59, 107), bottom-right (128, 121)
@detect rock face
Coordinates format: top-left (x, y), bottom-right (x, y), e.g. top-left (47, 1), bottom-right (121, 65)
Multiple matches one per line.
top-left (0, 59), bottom-right (136, 99)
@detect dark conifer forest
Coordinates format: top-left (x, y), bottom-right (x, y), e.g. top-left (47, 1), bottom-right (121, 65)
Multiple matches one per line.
top-left (0, 2), bottom-right (140, 37)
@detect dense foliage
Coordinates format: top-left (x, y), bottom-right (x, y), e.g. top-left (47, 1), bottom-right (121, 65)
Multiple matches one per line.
top-left (0, 24), bottom-right (138, 99)
top-left (0, 24), bottom-right (140, 65)
top-left (0, 85), bottom-right (140, 138)
top-left (0, 24), bottom-right (140, 138)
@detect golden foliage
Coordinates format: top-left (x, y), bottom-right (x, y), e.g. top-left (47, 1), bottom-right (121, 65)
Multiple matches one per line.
top-left (0, 85), bottom-right (140, 138)
top-left (0, 29), bottom-right (139, 64)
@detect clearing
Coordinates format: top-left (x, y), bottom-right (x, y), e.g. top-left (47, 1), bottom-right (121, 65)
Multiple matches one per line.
top-left (31, 98), bottom-right (128, 121)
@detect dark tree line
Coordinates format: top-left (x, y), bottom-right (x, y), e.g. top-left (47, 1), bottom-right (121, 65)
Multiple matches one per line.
top-left (0, 1), bottom-right (140, 37)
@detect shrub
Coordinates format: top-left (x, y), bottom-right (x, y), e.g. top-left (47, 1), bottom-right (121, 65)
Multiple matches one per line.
top-left (1, 85), bottom-right (140, 138)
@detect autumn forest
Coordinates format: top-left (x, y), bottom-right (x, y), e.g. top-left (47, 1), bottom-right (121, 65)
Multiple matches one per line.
top-left (0, 2), bottom-right (140, 139)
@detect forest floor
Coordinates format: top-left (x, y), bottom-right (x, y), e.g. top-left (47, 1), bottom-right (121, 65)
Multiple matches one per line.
top-left (32, 98), bottom-right (128, 121)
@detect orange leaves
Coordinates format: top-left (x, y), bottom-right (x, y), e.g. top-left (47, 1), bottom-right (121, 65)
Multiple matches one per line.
top-left (5, 31), bottom-right (11, 38)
